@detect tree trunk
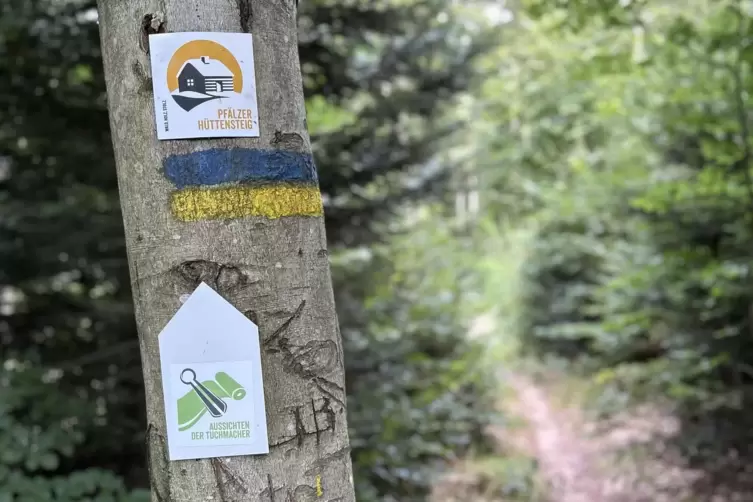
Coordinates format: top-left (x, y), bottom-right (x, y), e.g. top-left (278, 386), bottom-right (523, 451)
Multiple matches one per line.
top-left (96, 1), bottom-right (355, 501)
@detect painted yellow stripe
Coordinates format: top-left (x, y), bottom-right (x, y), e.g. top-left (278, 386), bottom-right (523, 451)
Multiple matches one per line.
top-left (170, 184), bottom-right (323, 221)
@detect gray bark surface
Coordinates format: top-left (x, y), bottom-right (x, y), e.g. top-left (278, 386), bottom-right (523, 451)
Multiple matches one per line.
top-left (96, 1), bottom-right (355, 500)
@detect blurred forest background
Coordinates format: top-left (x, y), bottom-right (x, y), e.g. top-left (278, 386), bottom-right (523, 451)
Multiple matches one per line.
top-left (4, 0), bottom-right (753, 501)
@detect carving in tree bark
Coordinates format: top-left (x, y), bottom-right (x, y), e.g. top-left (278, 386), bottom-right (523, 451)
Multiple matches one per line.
top-left (96, 1), bottom-right (355, 500)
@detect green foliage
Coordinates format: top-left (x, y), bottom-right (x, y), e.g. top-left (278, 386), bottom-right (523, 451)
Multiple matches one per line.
top-left (333, 213), bottom-right (494, 501)
top-left (0, 364), bottom-right (148, 501)
top-left (480, 0), bottom-right (753, 434)
top-left (0, 468), bottom-right (149, 502)
top-left (300, 0), bottom-right (494, 242)
top-left (468, 456), bottom-right (545, 501)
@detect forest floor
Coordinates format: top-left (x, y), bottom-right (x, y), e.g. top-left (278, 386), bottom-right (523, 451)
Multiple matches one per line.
top-left (431, 367), bottom-right (742, 502)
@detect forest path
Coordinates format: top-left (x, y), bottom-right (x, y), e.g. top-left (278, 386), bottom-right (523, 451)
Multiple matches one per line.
top-left (432, 368), bottom-right (687, 502)
top-left (431, 369), bottom-right (615, 502)
top-left (490, 370), bottom-right (702, 502)
top-left (502, 373), bottom-right (612, 502)
top-left (432, 312), bottom-right (699, 501)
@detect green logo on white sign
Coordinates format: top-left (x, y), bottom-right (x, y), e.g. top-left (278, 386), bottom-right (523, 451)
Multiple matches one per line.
top-left (177, 368), bottom-right (247, 431)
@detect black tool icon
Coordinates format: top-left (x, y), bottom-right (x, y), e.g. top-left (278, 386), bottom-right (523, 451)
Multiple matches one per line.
top-left (180, 368), bottom-right (228, 417)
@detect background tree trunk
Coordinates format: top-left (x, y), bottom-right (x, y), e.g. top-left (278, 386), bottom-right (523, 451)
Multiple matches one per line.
top-left (96, 1), bottom-right (355, 500)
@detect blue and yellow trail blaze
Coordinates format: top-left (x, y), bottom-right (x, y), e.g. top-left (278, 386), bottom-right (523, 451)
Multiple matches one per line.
top-left (163, 147), bottom-right (323, 221)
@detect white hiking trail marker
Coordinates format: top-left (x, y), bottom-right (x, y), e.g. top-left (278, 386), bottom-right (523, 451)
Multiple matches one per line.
top-left (149, 32), bottom-right (260, 140)
top-left (158, 282), bottom-right (268, 460)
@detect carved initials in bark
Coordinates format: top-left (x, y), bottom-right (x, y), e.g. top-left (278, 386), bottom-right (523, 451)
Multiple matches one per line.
top-left (271, 397), bottom-right (337, 450)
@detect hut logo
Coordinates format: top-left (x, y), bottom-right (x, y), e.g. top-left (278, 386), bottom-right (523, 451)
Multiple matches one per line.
top-left (166, 40), bottom-right (243, 112)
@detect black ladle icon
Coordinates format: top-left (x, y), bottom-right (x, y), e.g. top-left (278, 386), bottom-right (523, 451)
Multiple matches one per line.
top-left (181, 368), bottom-right (227, 418)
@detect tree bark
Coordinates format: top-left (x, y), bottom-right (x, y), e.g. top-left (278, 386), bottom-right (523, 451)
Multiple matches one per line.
top-left (96, 1), bottom-right (355, 501)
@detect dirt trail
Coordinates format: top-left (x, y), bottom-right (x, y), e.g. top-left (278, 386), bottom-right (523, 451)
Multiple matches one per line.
top-left (448, 316), bottom-right (746, 501)
top-left (433, 370), bottom-right (710, 502)
top-left (506, 374), bottom-right (607, 502)
top-left (432, 371), bottom-right (616, 502)
top-left (503, 374), bottom-right (707, 502)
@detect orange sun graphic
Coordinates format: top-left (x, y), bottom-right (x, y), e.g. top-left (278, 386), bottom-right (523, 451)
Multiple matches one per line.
top-left (166, 40), bottom-right (243, 93)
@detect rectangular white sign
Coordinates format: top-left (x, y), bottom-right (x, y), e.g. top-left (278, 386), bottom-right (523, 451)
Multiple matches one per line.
top-left (149, 32), bottom-right (260, 140)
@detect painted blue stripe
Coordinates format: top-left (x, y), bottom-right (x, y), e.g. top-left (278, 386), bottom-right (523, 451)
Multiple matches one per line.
top-left (163, 148), bottom-right (318, 189)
